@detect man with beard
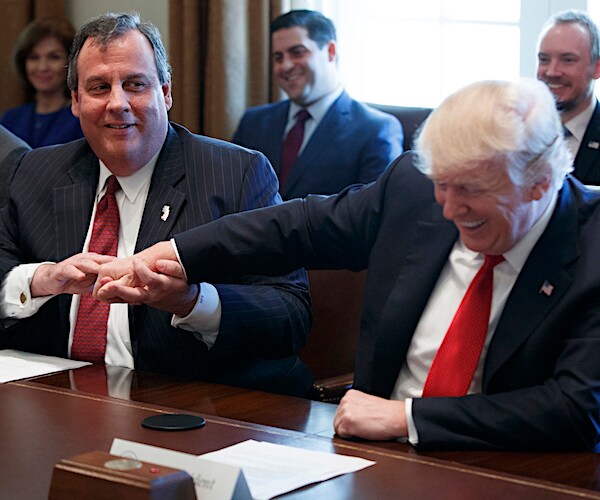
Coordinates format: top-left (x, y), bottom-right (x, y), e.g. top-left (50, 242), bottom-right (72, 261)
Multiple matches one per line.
top-left (537, 10), bottom-right (600, 184)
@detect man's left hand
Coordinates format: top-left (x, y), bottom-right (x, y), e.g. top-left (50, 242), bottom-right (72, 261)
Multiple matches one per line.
top-left (334, 389), bottom-right (407, 441)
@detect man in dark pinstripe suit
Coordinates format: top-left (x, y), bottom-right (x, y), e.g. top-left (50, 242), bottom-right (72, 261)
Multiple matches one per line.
top-left (0, 13), bottom-right (313, 397)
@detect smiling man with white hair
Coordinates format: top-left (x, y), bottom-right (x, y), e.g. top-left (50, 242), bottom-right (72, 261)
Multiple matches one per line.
top-left (98, 78), bottom-right (600, 451)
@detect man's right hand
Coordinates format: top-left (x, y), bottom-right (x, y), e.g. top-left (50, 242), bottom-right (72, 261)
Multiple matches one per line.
top-left (92, 241), bottom-right (179, 298)
top-left (30, 252), bottom-right (117, 297)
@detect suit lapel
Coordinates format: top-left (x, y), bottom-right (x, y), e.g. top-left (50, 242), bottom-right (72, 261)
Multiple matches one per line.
top-left (53, 149), bottom-right (98, 331)
top-left (573, 101), bottom-right (600, 183)
top-left (282, 92), bottom-right (351, 198)
top-left (483, 182), bottom-right (579, 388)
top-left (269, 102), bottom-right (290, 173)
top-left (372, 204), bottom-right (458, 396)
top-left (55, 151), bottom-right (98, 261)
top-left (134, 126), bottom-right (187, 252)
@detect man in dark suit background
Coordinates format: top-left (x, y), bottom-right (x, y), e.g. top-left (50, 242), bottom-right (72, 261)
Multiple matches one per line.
top-left (232, 10), bottom-right (404, 200)
top-left (0, 125), bottom-right (29, 208)
top-left (537, 10), bottom-right (600, 184)
top-left (0, 12), bottom-right (312, 397)
top-left (98, 79), bottom-right (600, 451)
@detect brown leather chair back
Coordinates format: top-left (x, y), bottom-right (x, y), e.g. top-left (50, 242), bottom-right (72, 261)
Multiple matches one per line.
top-left (300, 269), bottom-right (366, 380)
top-left (368, 103), bottom-right (433, 151)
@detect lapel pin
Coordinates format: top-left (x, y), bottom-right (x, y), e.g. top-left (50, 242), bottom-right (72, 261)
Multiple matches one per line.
top-left (161, 205), bottom-right (170, 221)
top-left (539, 280), bottom-right (554, 296)
top-left (588, 141), bottom-right (600, 149)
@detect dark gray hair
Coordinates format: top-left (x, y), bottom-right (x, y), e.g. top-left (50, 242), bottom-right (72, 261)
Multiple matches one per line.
top-left (67, 12), bottom-right (171, 90)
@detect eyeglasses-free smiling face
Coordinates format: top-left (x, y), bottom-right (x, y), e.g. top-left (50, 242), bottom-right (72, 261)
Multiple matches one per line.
top-left (432, 161), bottom-right (549, 256)
top-left (26, 36), bottom-right (69, 97)
top-left (537, 22), bottom-right (600, 120)
top-left (71, 30), bottom-right (172, 176)
top-left (271, 26), bottom-right (338, 106)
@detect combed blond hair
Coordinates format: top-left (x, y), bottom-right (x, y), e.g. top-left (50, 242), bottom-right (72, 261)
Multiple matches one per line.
top-left (414, 79), bottom-right (573, 191)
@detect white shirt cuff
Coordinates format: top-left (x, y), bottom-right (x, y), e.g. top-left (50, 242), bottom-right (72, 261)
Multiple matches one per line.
top-left (405, 398), bottom-right (420, 445)
top-left (0, 263), bottom-right (56, 319)
top-left (170, 238), bottom-right (188, 280)
top-left (171, 282), bottom-right (221, 348)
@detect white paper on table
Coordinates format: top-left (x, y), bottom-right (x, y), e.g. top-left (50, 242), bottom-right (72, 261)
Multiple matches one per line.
top-left (200, 439), bottom-right (375, 500)
top-left (0, 349), bottom-right (90, 383)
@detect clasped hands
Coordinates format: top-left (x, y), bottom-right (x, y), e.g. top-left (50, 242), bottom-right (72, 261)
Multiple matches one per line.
top-left (30, 242), bottom-right (197, 317)
top-left (30, 242), bottom-right (410, 441)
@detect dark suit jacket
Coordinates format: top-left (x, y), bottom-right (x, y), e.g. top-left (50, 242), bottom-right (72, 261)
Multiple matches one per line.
top-left (232, 91), bottom-right (404, 199)
top-left (172, 152), bottom-right (600, 451)
top-left (0, 123), bottom-right (313, 397)
top-left (0, 125), bottom-right (29, 208)
top-left (572, 100), bottom-right (600, 184)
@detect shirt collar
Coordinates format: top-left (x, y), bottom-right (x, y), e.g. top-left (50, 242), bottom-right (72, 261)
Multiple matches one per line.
top-left (288, 84), bottom-right (344, 124)
top-left (564, 98), bottom-right (597, 143)
top-left (97, 150), bottom-right (159, 204)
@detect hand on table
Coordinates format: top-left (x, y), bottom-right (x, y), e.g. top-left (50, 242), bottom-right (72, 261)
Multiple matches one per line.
top-left (334, 389), bottom-right (407, 441)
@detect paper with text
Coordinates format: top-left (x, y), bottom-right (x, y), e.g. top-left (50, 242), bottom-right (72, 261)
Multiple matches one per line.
top-left (201, 439), bottom-right (375, 499)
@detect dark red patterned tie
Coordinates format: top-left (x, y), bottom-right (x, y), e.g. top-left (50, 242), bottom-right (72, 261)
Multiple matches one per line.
top-left (71, 175), bottom-right (121, 363)
top-left (279, 109), bottom-right (311, 188)
top-left (422, 254), bottom-right (504, 397)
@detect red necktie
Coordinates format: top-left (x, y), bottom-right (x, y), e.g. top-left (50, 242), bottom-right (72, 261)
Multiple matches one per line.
top-left (71, 175), bottom-right (121, 363)
top-left (422, 254), bottom-right (504, 397)
top-left (279, 109), bottom-right (311, 188)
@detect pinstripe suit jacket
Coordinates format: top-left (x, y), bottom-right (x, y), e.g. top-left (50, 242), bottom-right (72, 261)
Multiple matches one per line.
top-left (0, 123), bottom-right (313, 396)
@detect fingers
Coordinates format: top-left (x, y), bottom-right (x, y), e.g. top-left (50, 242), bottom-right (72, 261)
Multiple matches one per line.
top-left (93, 251), bottom-right (191, 314)
top-left (155, 259), bottom-right (186, 280)
top-left (334, 389), bottom-right (359, 438)
top-left (96, 258), bottom-right (174, 304)
top-left (132, 259), bottom-right (198, 315)
top-left (97, 279), bottom-right (147, 304)
top-left (93, 257), bottom-right (135, 296)
top-left (333, 390), bottom-right (407, 441)
top-left (31, 254), bottom-right (119, 297)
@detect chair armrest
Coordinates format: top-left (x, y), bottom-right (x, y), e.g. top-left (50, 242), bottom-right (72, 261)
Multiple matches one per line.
top-left (310, 373), bottom-right (354, 403)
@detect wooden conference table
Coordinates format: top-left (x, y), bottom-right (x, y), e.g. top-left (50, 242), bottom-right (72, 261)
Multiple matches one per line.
top-left (1, 365), bottom-right (599, 499)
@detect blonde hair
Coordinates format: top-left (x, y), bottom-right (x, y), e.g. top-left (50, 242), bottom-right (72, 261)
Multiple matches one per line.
top-left (414, 79), bottom-right (573, 191)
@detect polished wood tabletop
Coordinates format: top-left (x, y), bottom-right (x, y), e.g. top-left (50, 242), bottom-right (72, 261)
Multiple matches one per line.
top-left (8, 365), bottom-right (600, 499)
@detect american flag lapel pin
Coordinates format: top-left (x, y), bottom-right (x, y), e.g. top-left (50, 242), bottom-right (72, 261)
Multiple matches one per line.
top-left (588, 141), bottom-right (600, 150)
top-left (161, 205), bottom-right (170, 221)
top-left (539, 280), bottom-right (554, 296)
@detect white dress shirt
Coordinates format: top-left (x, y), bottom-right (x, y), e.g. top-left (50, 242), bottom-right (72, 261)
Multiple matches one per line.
top-left (392, 191), bottom-right (558, 445)
top-left (0, 155), bottom-right (221, 368)
top-left (563, 98), bottom-right (597, 158)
